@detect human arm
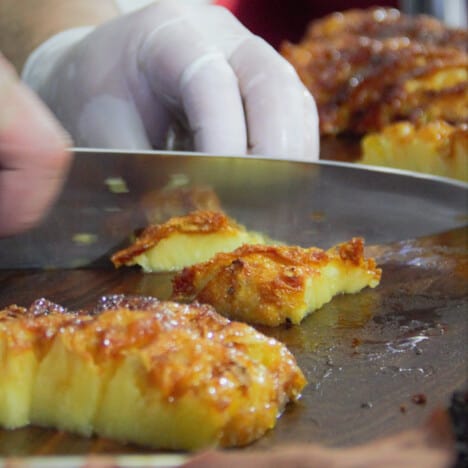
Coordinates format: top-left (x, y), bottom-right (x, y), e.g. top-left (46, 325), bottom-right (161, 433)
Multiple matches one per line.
top-left (0, 0), bottom-right (118, 72)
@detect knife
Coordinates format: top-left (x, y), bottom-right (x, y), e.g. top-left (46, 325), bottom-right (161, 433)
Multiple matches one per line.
top-left (0, 148), bottom-right (466, 269)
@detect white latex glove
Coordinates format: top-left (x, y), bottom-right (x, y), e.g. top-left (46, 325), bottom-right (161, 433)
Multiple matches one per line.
top-left (22, 0), bottom-right (319, 160)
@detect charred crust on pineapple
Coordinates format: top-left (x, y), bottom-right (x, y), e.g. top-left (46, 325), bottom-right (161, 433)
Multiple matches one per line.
top-left (0, 305), bottom-right (27, 321)
top-left (303, 8), bottom-right (467, 49)
top-left (337, 237), bottom-right (364, 265)
top-left (172, 268), bottom-right (198, 299)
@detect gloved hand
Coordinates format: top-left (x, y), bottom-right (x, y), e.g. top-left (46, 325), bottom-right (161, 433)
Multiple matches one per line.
top-left (0, 53), bottom-right (70, 237)
top-left (22, 0), bottom-right (319, 160)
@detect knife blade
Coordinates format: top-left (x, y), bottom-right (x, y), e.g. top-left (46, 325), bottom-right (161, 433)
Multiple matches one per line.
top-left (0, 148), bottom-right (466, 269)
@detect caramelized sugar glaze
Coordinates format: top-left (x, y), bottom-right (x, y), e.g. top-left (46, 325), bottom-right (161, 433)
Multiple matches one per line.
top-left (281, 8), bottom-right (468, 136)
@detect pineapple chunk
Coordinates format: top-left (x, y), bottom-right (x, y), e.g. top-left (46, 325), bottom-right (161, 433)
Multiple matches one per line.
top-left (31, 336), bottom-right (105, 436)
top-left (0, 296), bottom-right (306, 450)
top-left (0, 302), bottom-right (93, 430)
top-left (94, 350), bottom-right (227, 449)
top-left (359, 120), bottom-right (468, 182)
top-left (0, 324), bottom-right (38, 427)
top-left (111, 210), bottom-right (268, 272)
top-left (172, 238), bottom-right (381, 326)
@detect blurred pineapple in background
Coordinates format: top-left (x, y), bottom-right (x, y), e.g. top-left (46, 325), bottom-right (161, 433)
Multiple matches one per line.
top-left (282, 7), bottom-right (468, 181)
top-left (360, 121), bottom-right (468, 182)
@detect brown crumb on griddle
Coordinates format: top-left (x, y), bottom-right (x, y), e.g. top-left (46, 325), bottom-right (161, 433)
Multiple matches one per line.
top-left (412, 393), bottom-right (427, 405)
top-left (351, 337), bottom-right (362, 348)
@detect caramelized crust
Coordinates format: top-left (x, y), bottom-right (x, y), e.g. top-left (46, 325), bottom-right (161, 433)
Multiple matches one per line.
top-left (172, 238), bottom-right (382, 326)
top-left (281, 7), bottom-right (468, 136)
top-left (0, 295), bottom-right (306, 449)
top-left (305, 7), bottom-right (467, 49)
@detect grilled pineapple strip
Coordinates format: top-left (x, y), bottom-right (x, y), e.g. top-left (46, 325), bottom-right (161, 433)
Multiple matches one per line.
top-left (0, 295), bottom-right (306, 450)
top-left (172, 238), bottom-right (381, 327)
top-left (111, 210), bottom-right (268, 272)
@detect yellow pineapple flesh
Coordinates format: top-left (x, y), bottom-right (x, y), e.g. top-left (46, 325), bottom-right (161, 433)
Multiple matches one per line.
top-left (111, 210), bottom-right (268, 272)
top-left (359, 120), bottom-right (468, 182)
top-left (0, 307), bottom-right (38, 428)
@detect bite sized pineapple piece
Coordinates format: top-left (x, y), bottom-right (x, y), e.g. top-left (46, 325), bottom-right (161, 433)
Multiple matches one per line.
top-left (0, 306), bottom-right (39, 428)
top-left (359, 120), bottom-right (468, 182)
top-left (172, 238), bottom-right (381, 327)
top-left (111, 210), bottom-right (268, 272)
top-left (0, 301), bottom-right (92, 429)
top-left (0, 295), bottom-right (306, 450)
top-left (31, 335), bottom-right (106, 436)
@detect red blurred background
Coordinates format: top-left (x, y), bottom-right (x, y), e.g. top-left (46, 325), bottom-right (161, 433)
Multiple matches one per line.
top-left (214, 0), bottom-right (400, 49)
